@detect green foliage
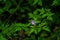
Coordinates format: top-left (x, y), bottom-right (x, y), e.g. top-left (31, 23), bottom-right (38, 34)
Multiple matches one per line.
top-left (0, 0), bottom-right (60, 40)
top-left (0, 34), bottom-right (6, 40)
top-left (27, 0), bottom-right (42, 6)
top-left (52, 0), bottom-right (60, 6)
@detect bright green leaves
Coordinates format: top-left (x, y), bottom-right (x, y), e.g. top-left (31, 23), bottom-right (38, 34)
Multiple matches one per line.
top-left (43, 26), bottom-right (50, 32)
top-left (40, 8), bottom-right (53, 21)
top-left (28, 9), bottom-right (40, 21)
top-left (52, 0), bottom-right (60, 6)
top-left (38, 21), bottom-right (50, 32)
top-left (33, 0), bottom-right (42, 6)
top-left (41, 14), bottom-right (47, 18)
top-left (27, 0), bottom-right (60, 6)
top-left (27, 0), bottom-right (42, 6)
top-left (0, 34), bottom-right (7, 40)
top-left (29, 27), bottom-right (34, 34)
top-left (40, 8), bottom-right (45, 14)
top-left (1, 23), bottom-right (22, 36)
top-left (37, 27), bottom-right (41, 33)
top-left (33, 9), bottom-right (39, 15)
top-left (0, 0), bottom-right (59, 40)
top-left (39, 22), bottom-right (47, 27)
top-left (38, 0), bottom-right (42, 6)
top-left (2, 24), bottom-right (15, 35)
top-left (46, 9), bottom-right (53, 21)
top-left (28, 26), bottom-right (38, 35)
top-left (33, 0), bottom-right (38, 6)
top-left (47, 15), bottom-right (53, 21)
top-left (28, 8), bottom-right (53, 34)
top-left (28, 13), bottom-right (34, 18)
top-left (40, 8), bottom-right (46, 17)
top-left (15, 23), bottom-right (26, 27)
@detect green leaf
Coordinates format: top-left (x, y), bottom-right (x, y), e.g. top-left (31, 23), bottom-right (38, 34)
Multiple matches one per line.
top-left (47, 16), bottom-right (53, 21)
top-left (29, 28), bottom-right (34, 34)
top-left (0, 8), bottom-right (4, 14)
top-left (15, 23), bottom-right (26, 27)
top-left (28, 13), bottom-right (34, 18)
top-left (38, 27), bottom-right (41, 33)
top-left (38, 0), bottom-right (42, 6)
top-left (41, 14), bottom-right (47, 18)
top-left (33, 9), bottom-right (38, 15)
top-left (33, 0), bottom-right (38, 6)
top-left (52, 0), bottom-right (60, 6)
top-left (34, 30), bottom-right (38, 34)
top-left (40, 22), bottom-right (47, 27)
top-left (27, 0), bottom-right (33, 5)
top-left (40, 8), bottom-right (45, 14)
top-left (3, 1), bottom-right (11, 11)
top-left (43, 26), bottom-right (50, 32)
top-left (30, 35), bottom-right (36, 40)
top-left (0, 35), bottom-right (7, 40)
top-left (9, 8), bottom-right (17, 14)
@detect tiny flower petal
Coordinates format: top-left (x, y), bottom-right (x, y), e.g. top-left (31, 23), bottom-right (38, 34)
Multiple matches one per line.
top-left (31, 20), bottom-right (35, 25)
